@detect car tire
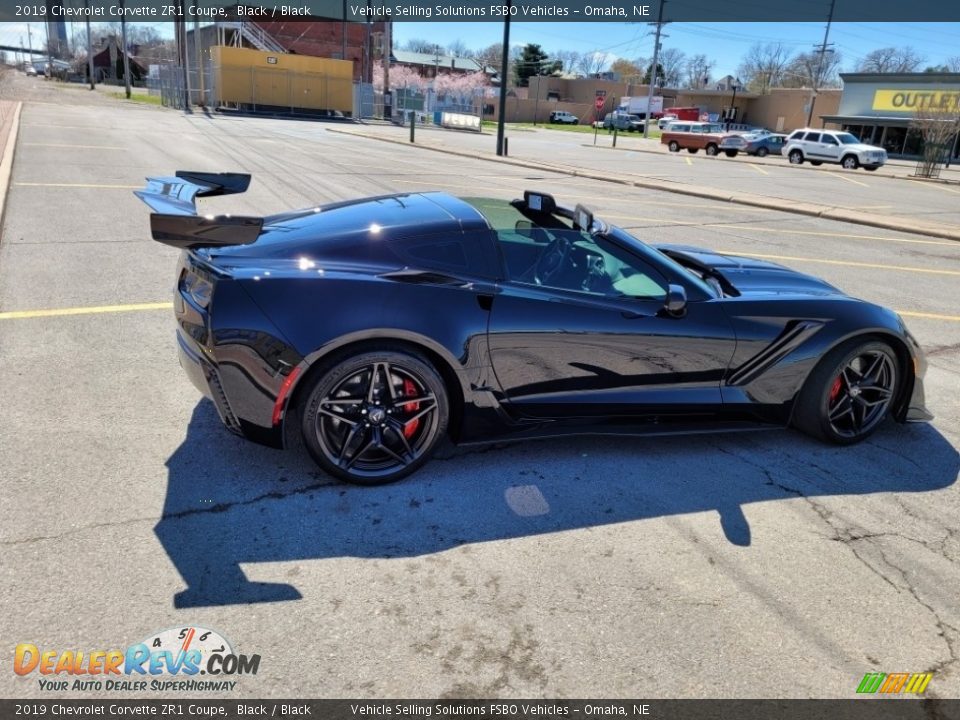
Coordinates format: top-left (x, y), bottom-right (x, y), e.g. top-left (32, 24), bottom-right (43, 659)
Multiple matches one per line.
top-left (810, 161), bottom-right (823, 166)
top-left (756, 147), bottom-right (769, 158)
top-left (793, 338), bottom-right (900, 445)
top-left (842, 154), bottom-right (860, 170)
top-left (864, 166), bottom-right (878, 171)
top-left (705, 144), bottom-right (719, 156)
top-left (788, 150), bottom-right (804, 165)
top-left (572, 119), bottom-right (579, 125)
top-left (668, 141), bottom-right (680, 152)
top-left (724, 150), bottom-right (738, 157)
top-left (687, 148), bottom-right (699, 154)
top-left (301, 349), bottom-right (449, 485)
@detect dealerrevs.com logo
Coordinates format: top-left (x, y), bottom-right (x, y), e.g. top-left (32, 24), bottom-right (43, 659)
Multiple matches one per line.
top-left (13, 626), bottom-right (260, 692)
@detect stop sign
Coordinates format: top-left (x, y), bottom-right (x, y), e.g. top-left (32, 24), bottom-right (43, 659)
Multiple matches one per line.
top-left (595, 96), bottom-right (605, 111)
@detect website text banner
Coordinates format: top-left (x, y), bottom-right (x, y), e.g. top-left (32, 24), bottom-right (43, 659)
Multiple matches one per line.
top-left (3, 0), bottom-right (960, 22)
top-left (0, 700), bottom-right (956, 720)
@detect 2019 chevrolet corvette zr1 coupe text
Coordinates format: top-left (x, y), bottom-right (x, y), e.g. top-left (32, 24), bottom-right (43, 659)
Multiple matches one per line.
top-left (137, 172), bottom-right (931, 485)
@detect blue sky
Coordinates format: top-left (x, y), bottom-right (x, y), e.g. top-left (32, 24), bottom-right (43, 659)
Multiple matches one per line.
top-left (6, 21), bottom-right (960, 80)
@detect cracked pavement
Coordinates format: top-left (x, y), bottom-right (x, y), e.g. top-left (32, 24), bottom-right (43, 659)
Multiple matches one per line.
top-left (1, 74), bottom-right (960, 699)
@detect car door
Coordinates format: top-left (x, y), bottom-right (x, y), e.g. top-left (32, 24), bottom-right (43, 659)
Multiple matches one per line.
top-left (486, 226), bottom-right (738, 419)
top-left (819, 134), bottom-right (842, 161)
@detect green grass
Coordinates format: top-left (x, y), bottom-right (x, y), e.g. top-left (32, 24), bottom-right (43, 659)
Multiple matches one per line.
top-left (483, 120), bottom-right (661, 139)
top-left (107, 91), bottom-right (163, 106)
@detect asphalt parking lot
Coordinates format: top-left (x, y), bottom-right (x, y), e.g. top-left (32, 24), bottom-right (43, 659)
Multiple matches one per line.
top-left (2, 77), bottom-right (960, 699)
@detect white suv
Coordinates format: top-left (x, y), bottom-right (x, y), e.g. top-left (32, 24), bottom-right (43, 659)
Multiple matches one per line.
top-left (784, 129), bottom-right (887, 171)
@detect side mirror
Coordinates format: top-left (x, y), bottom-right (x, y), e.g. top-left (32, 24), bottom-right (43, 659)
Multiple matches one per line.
top-left (664, 284), bottom-right (687, 317)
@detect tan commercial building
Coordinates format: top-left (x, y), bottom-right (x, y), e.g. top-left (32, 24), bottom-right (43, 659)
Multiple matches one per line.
top-left (485, 77), bottom-right (840, 133)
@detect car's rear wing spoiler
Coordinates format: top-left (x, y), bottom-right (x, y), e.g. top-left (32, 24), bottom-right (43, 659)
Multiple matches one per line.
top-left (135, 171), bottom-right (263, 251)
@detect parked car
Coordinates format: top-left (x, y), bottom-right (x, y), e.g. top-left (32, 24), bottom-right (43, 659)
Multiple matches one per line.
top-left (549, 110), bottom-right (579, 125)
top-left (719, 132), bottom-right (787, 158)
top-left (136, 173), bottom-right (931, 485)
top-left (25, 65), bottom-right (38, 77)
top-left (784, 129), bottom-right (887, 170)
top-left (603, 111), bottom-right (645, 132)
top-left (660, 122), bottom-right (733, 156)
top-left (657, 115), bottom-right (678, 130)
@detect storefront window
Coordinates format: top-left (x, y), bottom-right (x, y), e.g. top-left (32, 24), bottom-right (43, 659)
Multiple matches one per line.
top-left (883, 126), bottom-right (906, 155)
top-left (903, 128), bottom-right (924, 157)
top-left (843, 124), bottom-right (863, 139)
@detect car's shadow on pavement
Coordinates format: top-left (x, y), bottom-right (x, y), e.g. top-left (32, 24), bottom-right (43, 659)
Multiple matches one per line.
top-left (155, 400), bottom-right (959, 608)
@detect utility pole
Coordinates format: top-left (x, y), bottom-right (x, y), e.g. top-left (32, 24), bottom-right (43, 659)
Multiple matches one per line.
top-left (383, 19), bottom-right (391, 118)
top-left (642, 0), bottom-right (667, 139)
top-left (194, 17), bottom-right (204, 106)
top-left (495, 1), bottom-right (511, 156)
top-left (806, 0), bottom-right (836, 127)
top-left (44, 21), bottom-right (52, 77)
top-left (121, 1), bottom-right (132, 98)
top-left (84, 11), bottom-right (94, 89)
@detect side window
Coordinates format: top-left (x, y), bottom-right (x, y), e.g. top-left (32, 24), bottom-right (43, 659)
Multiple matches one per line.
top-left (394, 231), bottom-right (497, 278)
top-left (788, 131), bottom-right (804, 140)
top-left (804, 132), bottom-right (821, 142)
top-left (822, 135), bottom-right (839, 145)
top-left (494, 227), bottom-right (667, 301)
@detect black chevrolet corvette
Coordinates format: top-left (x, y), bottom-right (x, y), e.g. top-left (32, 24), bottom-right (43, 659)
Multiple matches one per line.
top-left (137, 172), bottom-right (932, 485)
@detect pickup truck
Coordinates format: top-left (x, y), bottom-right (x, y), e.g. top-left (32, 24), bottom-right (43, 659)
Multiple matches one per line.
top-left (660, 122), bottom-right (735, 156)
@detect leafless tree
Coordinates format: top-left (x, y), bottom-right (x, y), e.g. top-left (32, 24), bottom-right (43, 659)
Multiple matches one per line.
top-left (910, 103), bottom-right (960, 177)
top-left (658, 47), bottom-right (686, 87)
top-left (473, 43), bottom-right (504, 73)
top-left (447, 40), bottom-right (469, 58)
top-left (738, 42), bottom-right (791, 93)
top-left (552, 50), bottom-right (582, 75)
top-left (684, 54), bottom-right (715, 89)
top-left (781, 50), bottom-right (843, 88)
top-left (403, 38), bottom-right (436, 54)
top-left (946, 56), bottom-right (960, 72)
top-left (857, 46), bottom-right (925, 73)
top-left (576, 51), bottom-right (610, 77)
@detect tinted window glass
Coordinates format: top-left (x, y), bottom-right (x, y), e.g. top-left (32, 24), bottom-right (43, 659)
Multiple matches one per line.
top-left (789, 131), bottom-right (804, 140)
top-left (804, 132), bottom-right (821, 142)
top-left (822, 135), bottom-right (839, 145)
top-left (401, 238), bottom-right (468, 270)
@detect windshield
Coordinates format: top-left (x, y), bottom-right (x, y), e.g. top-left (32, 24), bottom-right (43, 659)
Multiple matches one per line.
top-left (836, 132), bottom-right (860, 144)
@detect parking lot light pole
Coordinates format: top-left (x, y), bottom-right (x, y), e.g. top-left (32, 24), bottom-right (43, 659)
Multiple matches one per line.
top-left (496, 3), bottom-right (511, 157)
top-left (85, 12), bottom-right (94, 90)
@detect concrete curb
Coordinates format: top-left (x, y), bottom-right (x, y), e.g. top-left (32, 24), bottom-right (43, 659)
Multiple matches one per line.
top-left (327, 127), bottom-right (960, 243)
top-left (0, 101), bottom-right (23, 235)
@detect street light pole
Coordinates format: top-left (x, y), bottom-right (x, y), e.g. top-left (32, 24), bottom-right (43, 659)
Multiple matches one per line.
top-left (121, 1), bottom-right (132, 99)
top-left (495, 2), bottom-right (511, 156)
top-left (85, 11), bottom-right (94, 90)
top-left (807, 0), bottom-right (836, 127)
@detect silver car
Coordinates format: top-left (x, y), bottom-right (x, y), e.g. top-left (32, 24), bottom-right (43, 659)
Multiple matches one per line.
top-left (784, 129), bottom-right (887, 171)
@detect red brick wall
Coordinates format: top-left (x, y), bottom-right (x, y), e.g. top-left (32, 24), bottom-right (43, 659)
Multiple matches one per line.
top-left (254, 21), bottom-right (386, 81)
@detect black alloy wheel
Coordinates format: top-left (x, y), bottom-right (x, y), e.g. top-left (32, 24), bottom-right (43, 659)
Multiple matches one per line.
top-left (795, 340), bottom-right (900, 444)
top-left (302, 350), bottom-right (448, 484)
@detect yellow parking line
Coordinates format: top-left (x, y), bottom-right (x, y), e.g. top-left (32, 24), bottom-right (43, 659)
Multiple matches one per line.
top-left (714, 250), bottom-right (960, 276)
top-left (897, 310), bottom-right (960, 322)
top-left (712, 224), bottom-right (959, 248)
top-left (749, 164), bottom-right (769, 176)
top-left (14, 182), bottom-right (142, 189)
top-left (0, 302), bottom-right (173, 320)
top-left (827, 172), bottom-right (869, 187)
top-left (684, 157), bottom-right (693, 166)
top-left (913, 182), bottom-right (960, 195)
top-left (22, 143), bottom-right (125, 150)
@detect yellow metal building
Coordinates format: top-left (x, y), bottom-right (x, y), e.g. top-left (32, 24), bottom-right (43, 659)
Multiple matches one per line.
top-left (211, 46), bottom-right (354, 115)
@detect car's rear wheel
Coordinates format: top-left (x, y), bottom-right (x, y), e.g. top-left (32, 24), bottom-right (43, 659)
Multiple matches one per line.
top-left (788, 150), bottom-right (804, 164)
top-left (842, 154), bottom-right (860, 169)
top-left (810, 161), bottom-right (823, 166)
top-left (794, 339), bottom-right (900, 445)
top-left (756, 147), bottom-right (769, 157)
top-left (724, 150), bottom-right (738, 157)
top-left (301, 350), bottom-right (449, 485)
top-left (668, 141), bottom-right (680, 152)
top-left (705, 144), bottom-right (719, 156)
top-left (864, 166), bottom-right (878, 171)
top-left (687, 148), bottom-right (699, 154)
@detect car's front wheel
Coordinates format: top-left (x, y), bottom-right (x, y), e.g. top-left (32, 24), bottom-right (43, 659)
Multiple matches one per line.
top-left (842, 154), bottom-right (860, 169)
top-left (705, 144), bottom-right (719, 156)
top-left (668, 140), bottom-right (680, 152)
top-left (755, 147), bottom-right (769, 157)
top-left (724, 150), bottom-right (738, 157)
top-left (301, 349), bottom-right (449, 485)
top-left (794, 339), bottom-right (900, 445)
top-left (788, 150), bottom-right (804, 164)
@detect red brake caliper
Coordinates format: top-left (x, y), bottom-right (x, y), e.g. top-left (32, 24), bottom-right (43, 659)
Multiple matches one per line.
top-left (402, 378), bottom-right (420, 439)
top-left (829, 376), bottom-right (843, 404)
